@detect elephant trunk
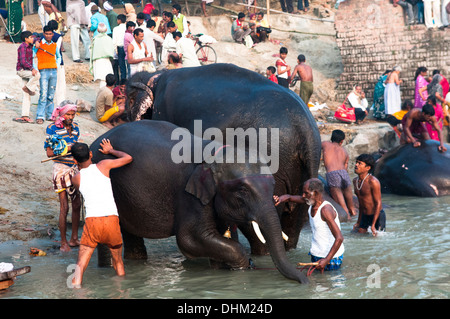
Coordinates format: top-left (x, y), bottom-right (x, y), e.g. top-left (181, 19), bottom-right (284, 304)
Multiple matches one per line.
top-left (252, 207), bottom-right (309, 284)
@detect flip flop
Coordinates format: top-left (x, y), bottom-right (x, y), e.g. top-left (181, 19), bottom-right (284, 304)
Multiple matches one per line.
top-left (13, 117), bottom-right (34, 123)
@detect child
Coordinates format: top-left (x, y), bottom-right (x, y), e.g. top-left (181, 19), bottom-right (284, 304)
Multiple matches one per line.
top-left (14, 31), bottom-right (40, 123)
top-left (276, 47), bottom-right (291, 88)
top-left (71, 139), bottom-right (133, 288)
top-left (266, 66), bottom-right (278, 84)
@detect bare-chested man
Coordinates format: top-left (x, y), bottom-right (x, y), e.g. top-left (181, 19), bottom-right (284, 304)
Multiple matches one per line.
top-left (290, 54), bottom-right (313, 105)
top-left (322, 130), bottom-right (356, 219)
top-left (400, 103), bottom-right (447, 152)
top-left (352, 154), bottom-right (385, 237)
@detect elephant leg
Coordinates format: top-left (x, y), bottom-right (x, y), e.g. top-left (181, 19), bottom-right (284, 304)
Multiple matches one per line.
top-left (121, 228), bottom-right (147, 260)
top-left (176, 223), bottom-right (250, 270)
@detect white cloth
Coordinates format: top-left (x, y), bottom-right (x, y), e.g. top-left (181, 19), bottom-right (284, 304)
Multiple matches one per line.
top-left (143, 27), bottom-right (164, 62)
top-left (93, 58), bottom-right (113, 81)
top-left (55, 65), bottom-right (66, 108)
top-left (79, 164), bottom-right (118, 218)
top-left (442, 0), bottom-right (450, 26)
top-left (0, 263), bottom-right (14, 273)
top-left (424, 0), bottom-right (443, 28)
top-left (161, 32), bottom-right (177, 65)
top-left (308, 201), bottom-right (344, 259)
top-left (176, 37), bottom-right (201, 67)
top-left (384, 82), bottom-right (402, 114)
top-left (348, 92), bottom-right (369, 111)
top-left (38, 3), bottom-right (50, 28)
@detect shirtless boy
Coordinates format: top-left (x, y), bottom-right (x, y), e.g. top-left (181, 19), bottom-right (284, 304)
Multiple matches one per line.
top-left (322, 130), bottom-right (356, 219)
top-left (352, 154), bottom-right (385, 237)
top-left (290, 54), bottom-right (313, 105)
top-left (400, 103), bottom-right (447, 152)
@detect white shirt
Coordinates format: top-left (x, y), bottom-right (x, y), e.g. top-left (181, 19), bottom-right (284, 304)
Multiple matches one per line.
top-left (308, 201), bottom-right (344, 259)
top-left (113, 23), bottom-right (126, 50)
top-left (348, 92), bottom-right (369, 111)
top-left (143, 27), bottom-right (164, 62)
top-left (162, 32), bottom-right (177, 52)
top-left (176, 37), bottom-right (200, 67)
top-left (79, 164), bottom-right (118, 218)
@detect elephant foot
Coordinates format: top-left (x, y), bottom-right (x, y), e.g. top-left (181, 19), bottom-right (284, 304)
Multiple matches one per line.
top-left (209, 258), bottom-right (254, 270)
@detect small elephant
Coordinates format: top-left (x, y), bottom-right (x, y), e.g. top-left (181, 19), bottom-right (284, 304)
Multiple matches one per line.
top-left (91, 120), bottom-right (308, 283)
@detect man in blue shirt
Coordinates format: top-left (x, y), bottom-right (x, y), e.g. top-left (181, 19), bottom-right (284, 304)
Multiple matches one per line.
top-left (90, 5), bottom-right (111, 36)
top-left (44, 102), bottom-right (82, 252)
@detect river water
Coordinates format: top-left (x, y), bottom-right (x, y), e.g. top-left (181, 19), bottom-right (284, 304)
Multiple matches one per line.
top-left (1, 194), bottom-right (449, 300)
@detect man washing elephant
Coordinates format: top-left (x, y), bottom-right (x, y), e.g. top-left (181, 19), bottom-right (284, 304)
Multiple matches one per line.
top-left (274, 178), bottom-right (345, 273)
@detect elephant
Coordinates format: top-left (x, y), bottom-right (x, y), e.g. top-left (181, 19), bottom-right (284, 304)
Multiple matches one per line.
top-left (90, 120), bottom-right (309, 284)
top-left (124, 63), bottom-right (322, 255)
top-left (374, 140), bottom-right (450, 197)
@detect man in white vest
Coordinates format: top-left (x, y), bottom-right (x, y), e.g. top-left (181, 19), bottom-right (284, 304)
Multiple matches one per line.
top-left (274, 178), bottom-right (344, 273)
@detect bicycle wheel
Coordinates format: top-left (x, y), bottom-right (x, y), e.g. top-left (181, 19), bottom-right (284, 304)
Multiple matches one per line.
top-left (196, 45), bottom-right (217, 65)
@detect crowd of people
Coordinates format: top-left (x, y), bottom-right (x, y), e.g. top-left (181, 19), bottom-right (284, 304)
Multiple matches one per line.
top-left (349, 66), bottom-right (449, 152)
top-left (13, 1), bottom-right (207, 126)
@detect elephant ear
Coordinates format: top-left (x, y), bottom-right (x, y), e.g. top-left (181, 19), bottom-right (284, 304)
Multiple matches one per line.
top-left (185, 163), bottom-right (217, 205)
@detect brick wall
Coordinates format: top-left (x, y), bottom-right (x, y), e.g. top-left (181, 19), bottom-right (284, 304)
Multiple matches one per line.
top-left (334, 0), bottom-right (450, 104)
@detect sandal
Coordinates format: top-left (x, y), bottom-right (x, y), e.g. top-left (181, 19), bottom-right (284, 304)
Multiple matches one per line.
top-left (13, 117), bottom-right (34, 123)
top-left (36, 119), bottom-right (44, 124)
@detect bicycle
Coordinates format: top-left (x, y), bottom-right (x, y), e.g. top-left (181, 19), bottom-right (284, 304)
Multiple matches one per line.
top-left (191, 33), bottom-right (217, 65)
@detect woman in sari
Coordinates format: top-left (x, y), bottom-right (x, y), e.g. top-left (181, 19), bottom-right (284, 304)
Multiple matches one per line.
top-left (414, 66), bottom-right (429, 109)
top-left (425, 95), bottom-right (444, 141)
top-left (372, 70), bottom-right (391, 120)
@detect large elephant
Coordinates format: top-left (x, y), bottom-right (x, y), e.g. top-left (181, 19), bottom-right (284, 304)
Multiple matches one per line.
top-left (374, 140), bottom-right (450, 197)
top-left (124, 63), bottom-right (322, 255)
top-left (91, 120), bottom-right (309, 284)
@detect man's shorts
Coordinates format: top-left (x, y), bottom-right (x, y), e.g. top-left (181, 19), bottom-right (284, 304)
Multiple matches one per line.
top-left (310, 253), bottom-right (343, 271)
top-left (326, 169), bottom-right (352, 189)
top-left (359, 209), bottom-right (386, 232)
top-left (98, 104), bottom-right (119, 123)
top-left (80, 215), bottom-right (123, 249)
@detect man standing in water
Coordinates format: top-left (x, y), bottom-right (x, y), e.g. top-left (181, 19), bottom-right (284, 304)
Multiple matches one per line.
top-left (352, 154), bottom-right (386, 236)
top-left (322, 130), bottom-right (356, 219)
top-left (290, 54), bottom-right (314, 105)
top-left (71, 139), bottom-right (132, 287)
top-left (274, 178), bottom-right (344, 272)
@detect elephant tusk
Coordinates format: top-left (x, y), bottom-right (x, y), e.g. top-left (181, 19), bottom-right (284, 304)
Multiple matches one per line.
top-left (282, 231), bottom-right (289, 242)
top-left (251, 221), bottom-right (266, 244)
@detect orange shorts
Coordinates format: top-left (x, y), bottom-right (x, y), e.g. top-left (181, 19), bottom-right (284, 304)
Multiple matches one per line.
top-left (80, 215), bottom-right (123, 249)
